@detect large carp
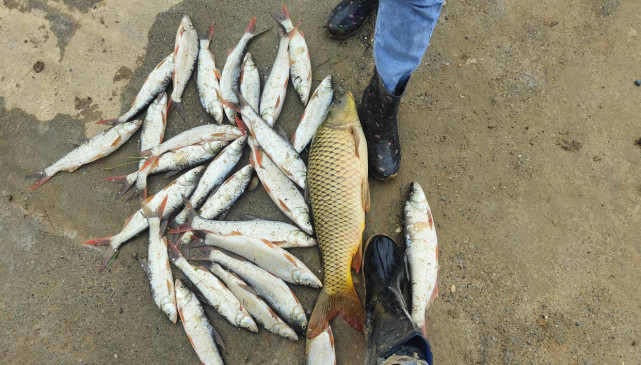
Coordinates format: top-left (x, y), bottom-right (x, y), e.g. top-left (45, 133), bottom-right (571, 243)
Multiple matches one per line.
top-left (306, 92), bottom-right (370, 338)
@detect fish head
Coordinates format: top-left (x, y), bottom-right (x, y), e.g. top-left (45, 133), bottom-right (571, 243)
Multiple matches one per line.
top-left (408, 181), bottom-right (428, 210)
top-left (325, 92), bottom-right (357, 128)
top-left (181, 166), bottom-right (205, 185)
top-left (174, 279), bottom-right (190, 302)
top-left (237, 312), bottom-right (258, 333)
top-left (293, 307), bottom-right (308, 330)
top-left (292, 207), bottom-right (314, 235)
top-left (179, 15), bottom-right (194, 30)
top-left (288, 230), bottom-right (315, 247)
top-left (162, 301), bottom-right (178, 324)
top-left (229, 135), bottom-right (248, 155)
top-left (119, 119), bottom-right (144, 134)
top-left (204, 141), bottom-right (228, 154)
top-left (274, 323), bottom-right (298, 341)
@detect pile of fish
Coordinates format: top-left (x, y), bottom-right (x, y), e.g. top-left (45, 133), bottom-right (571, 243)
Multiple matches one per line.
top-left (27, 6), bottom-right (439, 365)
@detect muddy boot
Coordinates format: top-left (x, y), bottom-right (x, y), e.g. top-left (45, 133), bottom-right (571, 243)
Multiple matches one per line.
top-left (360, 68), bottom-right (404, 181)
top-left (326, 0), bottom-right (379, 39)
top-left (364, 235), bottom-right (432, 365)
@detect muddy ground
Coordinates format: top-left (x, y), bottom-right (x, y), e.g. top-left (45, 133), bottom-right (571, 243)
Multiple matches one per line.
top-left (1, 0), bottom-right (641, 364)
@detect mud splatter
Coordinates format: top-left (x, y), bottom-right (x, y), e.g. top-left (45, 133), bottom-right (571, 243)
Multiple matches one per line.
top-left (113, 66), bottom-right (133, 82)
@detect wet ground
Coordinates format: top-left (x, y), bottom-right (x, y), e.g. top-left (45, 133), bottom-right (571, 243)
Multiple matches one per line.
top-left (2, 0), bottom-right (641, 364)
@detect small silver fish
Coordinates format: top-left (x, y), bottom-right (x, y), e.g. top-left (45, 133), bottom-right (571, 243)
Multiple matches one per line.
top-left (305, 326), bottom-right (336, 365)
top-left (169, 15), bottom-right (199, 119)
top-left (404, 181), bottom-right (439, 332)
top-left (291, 75), bottom-right (333, 153)
top-left (259, 26), bottom-right (290, 127)
top-left (220, 16), bottom-right (266, 124)
top-left (175, 279), bottom-right (224, 365)
top-left (240, 53), bottom-right (261, 113)
top-left (28, 119), bottom-right (143, 190)
top-left (248, 137), bottom-right (313, 234)
top-left (173, 136), bottom-right (247, 225)
top-left (273, 4), bottom-right (312, 106)
top-left (169, 242), bottom-right (257, 332)
top-left (84, 166), bottom-right (204, 272)
top-left (140, 196), bottom-right (177, 324)
top-left (197, 23), bottom-right (224, 124)
top-left (202, 231), bottom-right (321, 288)
top-left (210, 264), bottom-right (298, 341)
top-left (192, 246), bottom-right (307, 331)
top-left (97, 54), bottom-right (174, 125)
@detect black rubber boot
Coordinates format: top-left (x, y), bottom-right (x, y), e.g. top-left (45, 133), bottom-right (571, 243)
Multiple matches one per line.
top-left (360, 68), bottom-right (404, 181)
top-left (364, 235), bottom-right (432, 365)
top-left (326, 0), bottom-right (379, 39)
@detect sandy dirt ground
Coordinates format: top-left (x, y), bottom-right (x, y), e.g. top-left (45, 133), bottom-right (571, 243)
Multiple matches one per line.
top-left (1, 0), bottom-right (641, 364)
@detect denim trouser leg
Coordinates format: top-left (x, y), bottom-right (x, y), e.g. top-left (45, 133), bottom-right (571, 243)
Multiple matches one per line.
top-left (373, 0), bottom-right (444, 95)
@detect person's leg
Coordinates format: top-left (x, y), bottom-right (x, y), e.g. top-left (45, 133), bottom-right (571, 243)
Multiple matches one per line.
top-left (374, 0), bottom-right (443, 94)
top-left (360, 0), bottom-right (443, 180)
top-left (364, 235), bottom-right (433, 365)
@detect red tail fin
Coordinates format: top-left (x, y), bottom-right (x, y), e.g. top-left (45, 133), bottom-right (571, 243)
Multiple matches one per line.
top-left (83, 236), bottom-right (112, 246)
top-left (306, 286), bottom-right (365, 339)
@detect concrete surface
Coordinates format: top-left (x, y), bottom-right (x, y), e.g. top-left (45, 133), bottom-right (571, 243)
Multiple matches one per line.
top-left (1, 0), bottom-right (640, 364)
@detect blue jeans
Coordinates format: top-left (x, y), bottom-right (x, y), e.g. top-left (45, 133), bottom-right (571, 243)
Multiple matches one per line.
top-left (374, 0), bottom-right (444, 95)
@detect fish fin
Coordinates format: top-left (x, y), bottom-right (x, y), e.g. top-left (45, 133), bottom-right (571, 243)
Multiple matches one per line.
top-left (98, 246), bottom-right (118, 273)
top-left (83, 236), bottom-right (111, 246)
top-left (165, 98), bottom-right (173, 120)
top-left (211, 325), bottom-right (226, 350)
top-left (238, 282), bottom-right (258, 296)
top-left (307, 286), bottom-right (365, 339)
top-left (351, 241), bottom-right (363, 273)
top-left (214, 68), bottom-right (222, 79)
top-left (167, 223), bottom-right (193, 234)
top-left (140, 154), bottom-right (160, 170)
top-left (277, 126), bottom-right (288, 140)
top-left (96, 118), bottom-right (118, 125)
top-left (163, 169), bottom-right (181, 179)
top-left (235, 115), bottom-right (248, 135)
top-left (105, 174), bottom-right (137, 199)
top-left (362, 176), bottom-right (370, 213)
top-left (73, 137), bottom-right (89, 146)
top-left (246, 16), bottom-right (271, 38)
top-left (351, 125), bottom-right (370, 213)
top-left (200, 22), bottom-right (214, 42)
top-left (139, 257), bottom-right (150, 277)
top-left (142, 195), bottom-right (168, 219)
top-left (271, 4), bottom-right (290, 25)
top-left (167, 240), bottom-right (183, 263)
top-left (174, 101), bottom-right (187, 122)
top-left (27, 170), bottom-right (53, 191)
top-left (218, 92), bottom-right (241, 114)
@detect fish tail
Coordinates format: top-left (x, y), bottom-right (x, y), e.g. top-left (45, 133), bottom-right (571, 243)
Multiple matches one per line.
top-left (306, 285), bottom-right (365, 339)
top-left (199, 22), bottom-right (214, 42)
top-left (27, 170), bottom-right (53, 190)
top-left (142, 195), bottom-right (168, 220)
top-left (167, 239), bottom-right (184, 264)
top-left (105, 174), bottom-right (137, 199)
top-left (186, 246), bottom-right (215, 261)
top-left (167, 222), bottom-right (194, 234)
top-left (139, 154), bottom-right (159, 170)
top-left (246, 16), bottom-right (270, 38)
top-left (271, 6), bottom-right (289, 26)
top-left (83, 236), bottom-right (112, 246)
top-left (98, 246), bottom-right (118, 273)
top-left (173, 100), bottom-right (187, 122)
